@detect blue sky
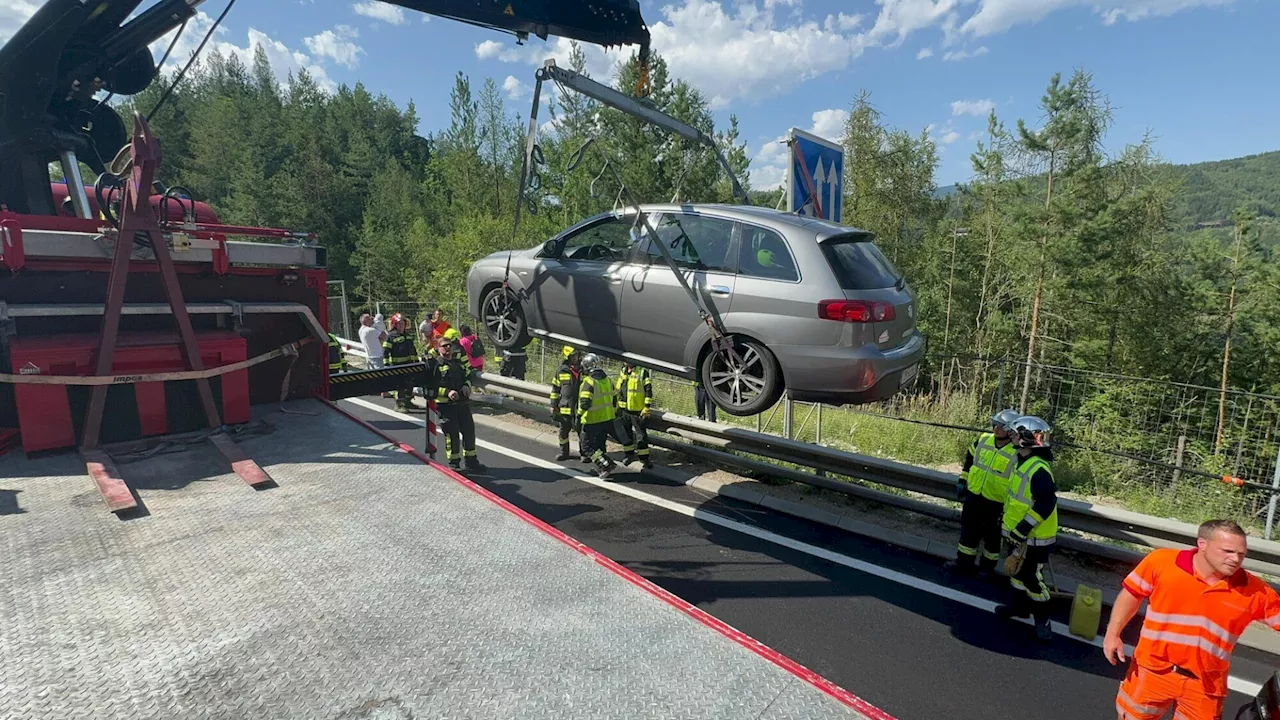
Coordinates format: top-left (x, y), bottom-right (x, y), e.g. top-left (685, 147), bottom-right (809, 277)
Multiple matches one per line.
top-left (3, 0), bottom-right (1274, 187)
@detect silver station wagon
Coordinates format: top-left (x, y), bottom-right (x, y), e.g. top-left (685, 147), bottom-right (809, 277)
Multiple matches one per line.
top-left (466, 203), bottom-right (924, 416)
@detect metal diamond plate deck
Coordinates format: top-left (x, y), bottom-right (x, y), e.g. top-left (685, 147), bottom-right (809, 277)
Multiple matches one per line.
top-left (0, 399), bottom-right (872, 720)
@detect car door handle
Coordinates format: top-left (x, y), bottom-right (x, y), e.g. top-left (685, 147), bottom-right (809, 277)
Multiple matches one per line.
top-left (602, 273), bottom-right (622, 283)
top-left (710, 285), bottom-right (731, 296)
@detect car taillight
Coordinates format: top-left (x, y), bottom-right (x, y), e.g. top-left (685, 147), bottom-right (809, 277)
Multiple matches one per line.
top-left (818, 300), bottom-right (896, 323)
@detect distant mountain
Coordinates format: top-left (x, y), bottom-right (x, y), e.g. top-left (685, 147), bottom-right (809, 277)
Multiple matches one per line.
top-left (1172, 150), bottom-right (1280, 223)
top-left (932, 150), bottom-right (1279, 225)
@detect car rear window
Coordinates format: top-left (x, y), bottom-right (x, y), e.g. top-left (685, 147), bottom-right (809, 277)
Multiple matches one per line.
top-left (820, 236), bottom-right (901, 290)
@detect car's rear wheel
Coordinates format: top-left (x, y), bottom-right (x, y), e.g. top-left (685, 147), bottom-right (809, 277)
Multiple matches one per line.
top-left (481, 286), bottom-right (530, 350)
top-left (701, 337), bottom-right (782, 417)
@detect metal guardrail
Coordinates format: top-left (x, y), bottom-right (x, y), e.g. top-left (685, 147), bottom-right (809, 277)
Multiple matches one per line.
top-left (474, 371), bottom-right (1280, 577)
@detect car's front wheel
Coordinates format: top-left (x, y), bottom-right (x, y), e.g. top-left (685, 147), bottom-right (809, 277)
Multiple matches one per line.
top-left (480, 286), bottom-right (531, 350)
top-left (701, 337), bottom-right (782, 417)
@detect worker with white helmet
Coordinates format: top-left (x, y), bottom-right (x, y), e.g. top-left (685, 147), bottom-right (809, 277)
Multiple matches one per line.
top-left (946, 408), bottom-right (1021, 578)
top-left (995, 415), bottom-right (1058, 642)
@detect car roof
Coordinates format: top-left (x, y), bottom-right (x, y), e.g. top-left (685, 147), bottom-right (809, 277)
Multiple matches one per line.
top-left (623, 203), bottom-right (874, 241)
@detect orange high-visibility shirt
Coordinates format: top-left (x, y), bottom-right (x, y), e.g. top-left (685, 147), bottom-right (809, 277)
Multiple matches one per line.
top-left (1122, 548), bottom-right (1280, 697)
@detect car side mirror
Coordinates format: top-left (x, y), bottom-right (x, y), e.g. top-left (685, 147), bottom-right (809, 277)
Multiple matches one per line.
top-left (541, 240), bottom-right (558, 257)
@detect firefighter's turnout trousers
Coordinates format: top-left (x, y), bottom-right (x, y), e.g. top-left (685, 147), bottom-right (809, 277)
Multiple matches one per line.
top-left (956, 432), bottom-right (1017, 573)
top-left (436, 359), bottom-right (479, 468)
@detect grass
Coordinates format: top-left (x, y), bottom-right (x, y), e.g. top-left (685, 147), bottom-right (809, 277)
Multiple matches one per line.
top-left (489, 341), bottom-right (1271, 536)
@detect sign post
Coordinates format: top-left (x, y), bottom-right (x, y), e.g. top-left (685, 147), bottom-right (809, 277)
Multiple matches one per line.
top-left (786, 128), bottom-right (844, 223)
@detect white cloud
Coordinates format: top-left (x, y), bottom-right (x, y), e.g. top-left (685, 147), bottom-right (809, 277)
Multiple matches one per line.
top-left (304, 25), bottom-right (363, 69)
top-left (951, 98), bottom-right (996, 116)
top-left (808, 109), bottom-right (849, 141)
top-left (475, 0), bottom-right (870, 109)
top-left (962, 0), bottom-right (1234, 37)
top-left (352, 1), bottom-right (406, 25)
top-left (0, 0), bottom-right (40, 46)
top-left (942, 45), bottom-right (989, 61)
top-left (503, 75), bottom-right (528, 100)
top-left (940, 129), bottom-right (961, 144)
top-left (866, 0), bottom-right (962, 47)
top-left (916, 47), bottom-right (934, 59)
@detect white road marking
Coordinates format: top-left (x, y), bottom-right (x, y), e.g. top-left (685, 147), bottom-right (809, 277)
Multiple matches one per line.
top-left (341, 397), bottom-right (1265, 697)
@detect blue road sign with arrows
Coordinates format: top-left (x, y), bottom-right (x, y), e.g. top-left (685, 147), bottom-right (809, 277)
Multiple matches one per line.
top-left (786, 127), bottom-right (843, 223)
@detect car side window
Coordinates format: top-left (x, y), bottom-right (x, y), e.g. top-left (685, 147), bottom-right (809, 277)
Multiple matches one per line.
top-left (559, 216), bottom-right (641, 263)
top-left (738, 225), bottom-right (799, 282)
top-left (645, 214), bottom-right (736, 272)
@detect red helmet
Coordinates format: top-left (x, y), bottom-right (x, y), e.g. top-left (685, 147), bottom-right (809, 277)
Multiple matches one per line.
top-left (390, 313), bottom-right (404, 328)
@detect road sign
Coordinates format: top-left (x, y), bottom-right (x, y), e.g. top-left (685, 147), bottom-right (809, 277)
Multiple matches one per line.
top-left (786, 127), bottom-right (843, 223)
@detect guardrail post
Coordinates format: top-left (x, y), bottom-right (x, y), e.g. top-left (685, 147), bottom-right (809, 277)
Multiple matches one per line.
top-left (783, 394), bottom-right (794, 439)
top-left (1265, 447), bottom-right (1280, 540)
top-left (815, 402), bottom-right (823, 445)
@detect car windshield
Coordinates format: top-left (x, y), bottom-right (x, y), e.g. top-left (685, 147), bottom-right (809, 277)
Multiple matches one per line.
top-left (820, 235), bottom-right (902, 290)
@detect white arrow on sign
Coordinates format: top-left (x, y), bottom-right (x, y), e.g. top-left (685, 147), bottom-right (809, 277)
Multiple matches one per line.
top-left (828, 160), bottom-right (840, 222)
top-left (811, 158), bottom-right (827, 218)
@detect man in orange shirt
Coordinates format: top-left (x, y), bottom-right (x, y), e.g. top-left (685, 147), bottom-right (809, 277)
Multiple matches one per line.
top-left (1104, 519), bottom-right (1280, 720)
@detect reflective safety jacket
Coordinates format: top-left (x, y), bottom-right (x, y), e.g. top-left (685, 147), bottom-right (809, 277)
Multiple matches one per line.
top-left (1002, 448), bottom-right (1058, 545)
top-left (1123, 548), bottom-right (1280, 697)
top-left (962, 432), bottom-right (1017, 502)
top-left (615, 366), bottom-right (652, 412)
top-left (550, 362), bottom-right (580, 416)
top-left (328, 334), bottom-right (345, 373)
top-left (435, 356), bottom-right (470, 405)
top-left (578, 369), bottom-right (617, 425)
top-left (382, 331), bottom-right (417, 365)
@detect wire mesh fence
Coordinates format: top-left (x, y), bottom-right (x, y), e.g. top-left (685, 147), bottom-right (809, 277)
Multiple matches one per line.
top-left (324, 286), bottom-right (1280, 533)
top-left (506, 343), bottom-right (1280, 535)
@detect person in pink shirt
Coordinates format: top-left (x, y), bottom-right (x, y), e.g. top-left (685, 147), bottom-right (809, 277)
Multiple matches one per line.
top-left (458, 325), bottom-right (486, 381)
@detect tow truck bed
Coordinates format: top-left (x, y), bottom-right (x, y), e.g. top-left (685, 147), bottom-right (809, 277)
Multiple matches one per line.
top-left (0, 399), bottom-right (874, 719)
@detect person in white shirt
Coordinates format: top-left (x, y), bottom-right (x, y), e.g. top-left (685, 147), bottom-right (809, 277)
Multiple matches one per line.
top-left (358, 313), bottom-right (387, 369)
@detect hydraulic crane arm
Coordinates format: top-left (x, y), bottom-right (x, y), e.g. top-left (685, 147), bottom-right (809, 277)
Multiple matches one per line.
top-left (381, 0), bottom-right (650, 52)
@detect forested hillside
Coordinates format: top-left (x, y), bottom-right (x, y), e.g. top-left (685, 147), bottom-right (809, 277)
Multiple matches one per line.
top-left (111, 50), bottom-right (1279, 403)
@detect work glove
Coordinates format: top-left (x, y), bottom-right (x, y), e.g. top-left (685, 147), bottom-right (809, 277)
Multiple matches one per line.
top-left (641, 407), bottom-right (651, 420)
top-left (1004, 540), bottom-right (1028, 576)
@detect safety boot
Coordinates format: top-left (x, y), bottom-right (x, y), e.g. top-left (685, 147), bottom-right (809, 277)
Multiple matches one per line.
top-left (943, 558), bottom-right (978, 577)
top-left (555, 447), bottom-right (572, 462)
top-left (465, 458), bottom-right (487, 473)
top-left (994, 594), bottom-right (1032, 621)
top-left (623, 453), bottom-right (638, 466)
top-left (1034, 609), bottom-right (1054, 638)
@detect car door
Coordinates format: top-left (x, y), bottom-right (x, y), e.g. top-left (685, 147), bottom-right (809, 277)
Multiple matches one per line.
top-left (530, 213), bottom-right (640, 352)
top-left (620, 211), bottom-right (739, 369)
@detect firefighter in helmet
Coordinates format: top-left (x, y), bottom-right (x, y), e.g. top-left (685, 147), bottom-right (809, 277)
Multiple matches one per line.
top-left (615, 360), bottom-right (651, 468)
top-left (577, 353), bottom-right (635, 478)
top-left (946, 408), bottom-right (1020, 578)
top-left (435, 334), bottom-right (484, 472)
top-left (381, 313), bottom-right (418, 411)
top-left (995, 415), bottom-right (1058, 642)
top-left (550, 345), bottom-right (584, 461)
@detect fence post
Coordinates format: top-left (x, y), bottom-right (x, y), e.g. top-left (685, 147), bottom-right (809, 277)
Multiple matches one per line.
top-left (1265, 447), bottom-right (1280, 541)
top-left (1170, 434), bottom-right (1187, 492)
top-left (995, 356), bottom-right (1008, 411)
top-left (815, 403), bottom-right (823, 445)
top-left (539, 341), bottom-right (546, 385)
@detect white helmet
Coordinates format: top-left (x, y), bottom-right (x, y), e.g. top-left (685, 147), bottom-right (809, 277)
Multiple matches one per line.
top-left (581, 353), bottom-right (602, 372)
top-left (992, 409), bottom-right (1021, 433)
top-left (1011, 416), bottom-right (1052, 449)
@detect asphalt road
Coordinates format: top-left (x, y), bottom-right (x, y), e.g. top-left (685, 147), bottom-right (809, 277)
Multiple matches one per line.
top-left (341, 397), bottom-right (1272, 720)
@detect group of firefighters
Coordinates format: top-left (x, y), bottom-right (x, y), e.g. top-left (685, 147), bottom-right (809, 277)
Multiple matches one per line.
top-left (330, 326), bottom-right (1280, 719)
top-left (551, 345), bottom-right (653, 478)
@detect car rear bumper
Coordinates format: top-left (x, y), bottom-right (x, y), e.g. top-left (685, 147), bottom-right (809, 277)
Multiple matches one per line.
top-left (775, 334), bottom-right (925, 405)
